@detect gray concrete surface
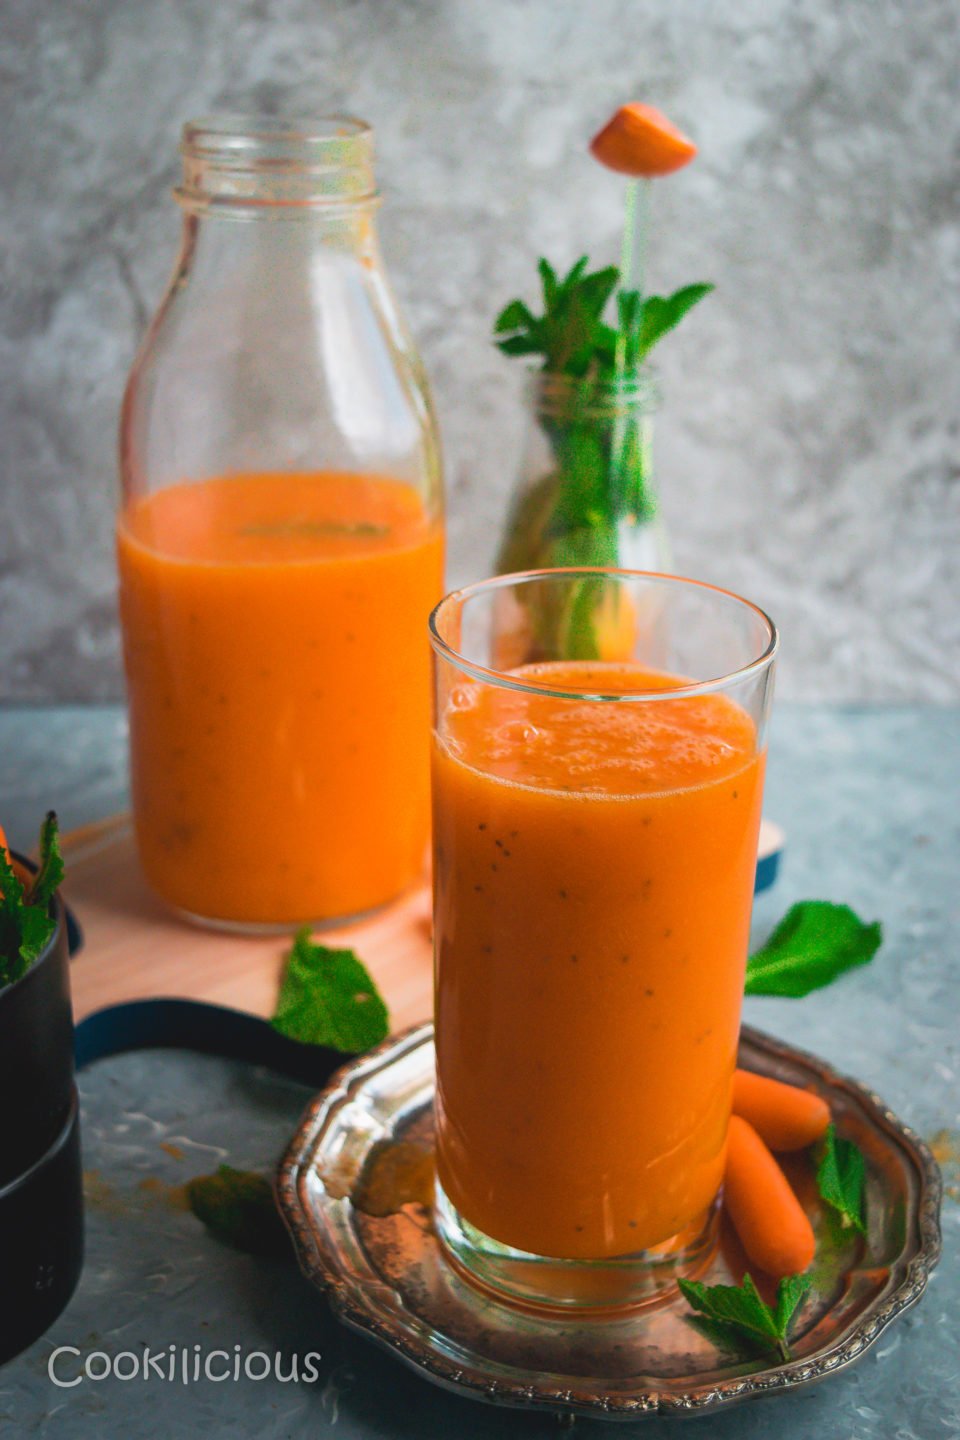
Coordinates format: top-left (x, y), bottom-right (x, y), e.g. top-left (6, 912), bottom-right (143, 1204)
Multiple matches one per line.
top-left (0, 701), bottom-right (957, 1435)
top-left (1, 0), bottom-right (959, 702)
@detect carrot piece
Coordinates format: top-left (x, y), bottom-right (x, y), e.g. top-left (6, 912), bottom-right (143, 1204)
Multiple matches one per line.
top-left (589, 103), bottom-right (697, 178)
top-left (723, 1114), bottom-right (816, 1279)
top-left (732, 1069), bottom-right (830, 1151)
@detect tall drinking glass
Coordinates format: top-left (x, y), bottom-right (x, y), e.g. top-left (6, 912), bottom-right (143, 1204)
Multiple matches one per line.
top-left (429, 570), bottom-right (777, 1309)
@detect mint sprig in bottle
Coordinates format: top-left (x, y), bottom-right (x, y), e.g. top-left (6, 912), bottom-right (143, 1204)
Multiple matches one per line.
top-left (493, 103), bottom-right (711, 660)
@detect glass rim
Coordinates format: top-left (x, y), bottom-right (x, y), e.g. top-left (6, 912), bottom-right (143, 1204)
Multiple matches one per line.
top-left (428, 568), bottom-right (779, 703)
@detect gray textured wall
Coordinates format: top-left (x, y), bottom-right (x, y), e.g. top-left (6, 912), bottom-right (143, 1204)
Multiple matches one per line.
top-left (1, 0), bottom-right (958, 702)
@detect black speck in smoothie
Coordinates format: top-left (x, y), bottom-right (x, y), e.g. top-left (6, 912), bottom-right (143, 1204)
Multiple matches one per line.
top-left (644, 988), bottom-right (655, 997)
top-left (473, 884), bottom-right (484, 894)
top-left (570, 954), bottom-right (579, 964)
top-left (478, 823), bottom-right (487, 832)
top-left (574, 1225), bottom-right (584, 1233)
top-left (495, 838), bottom-right (503, 848)
top-left (482, 944), bottom-right (493, 955)
top-left (621, 954), bottom-right (630, 964)
top-left (663, 928), bottom-right (672, 939)
top-left (559, 889), bottom-right (568, 900)
top-left (491, 862), bottom-right (498, 872)
top-left (732, 789), bottom-right (739, 800)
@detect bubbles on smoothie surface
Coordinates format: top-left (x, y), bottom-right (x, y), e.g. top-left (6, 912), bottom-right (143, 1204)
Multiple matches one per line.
top-left (439, 661), bottom-right (757, 794)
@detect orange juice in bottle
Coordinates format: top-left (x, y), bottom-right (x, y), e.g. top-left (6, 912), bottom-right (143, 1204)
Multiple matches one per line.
top-left (118, 118), bottom-right (443, 926)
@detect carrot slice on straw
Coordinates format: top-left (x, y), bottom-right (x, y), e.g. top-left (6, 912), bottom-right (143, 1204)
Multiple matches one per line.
top-left (589, 103), bottom-right (697, 177)
top-left (723, 1115), bottom-right (816, 1279)
top-left (732, 1069), bottom-right (831, 1152)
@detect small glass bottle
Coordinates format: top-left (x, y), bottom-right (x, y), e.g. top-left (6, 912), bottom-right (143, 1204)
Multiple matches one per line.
top-left (495, 371), bottom-right (667, 660)
top-left (117, 116), bottom-right (444, 929)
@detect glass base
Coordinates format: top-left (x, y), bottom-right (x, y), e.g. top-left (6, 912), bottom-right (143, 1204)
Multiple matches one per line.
top-left (435, 1181), bottom-right (720, 1315)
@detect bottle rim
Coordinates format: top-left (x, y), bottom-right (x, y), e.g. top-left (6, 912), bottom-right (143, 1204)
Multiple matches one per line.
top-left (176, 113), bottom-right (379, 212)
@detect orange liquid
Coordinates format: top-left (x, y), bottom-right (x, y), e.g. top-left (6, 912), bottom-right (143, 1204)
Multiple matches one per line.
top-left (117, 472), bottom-right (443, 924)
top-left (432, 662), bottom-right (765, 1260)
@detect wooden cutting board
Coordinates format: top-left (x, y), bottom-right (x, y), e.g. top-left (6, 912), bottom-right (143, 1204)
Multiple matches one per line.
top-left (61, 815), bottom-right (435, 1034)
top-left (60, 814), bottom-right (783, 1038)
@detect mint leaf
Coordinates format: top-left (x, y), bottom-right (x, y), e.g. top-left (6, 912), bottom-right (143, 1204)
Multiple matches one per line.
top-left (0, 813), bottom-right (62, 989)
top-left (495, 261), bottom-right (712, 376)
top-left (538, 256), bottom-right (560, 309)
top-left (774, 1272), bottom-right (814, 1334)
top-left (816, 1124), bottom-right (867, 1236)
top-left (745, 901), bottom-right (882, 998)
top-left (679, 1272), bottom-right (810, 1362)
top-left (494, 298), bottom-right (536, 335)
top-left (0, 843), bottom-right (25, 911)
top-left (0, 845), bottom-right (27, 987)
top-left (634, 283), bottom-right (714, 360)
top-left (495, 257), bottom-right (623, 378)
top-left (187, 1165), bottom-right (289, 1256)
top-left (271, 927), bottom-right (389, 1052)
top-left (16, 905), bottom-right (56, 968)
top-left (28, 810), bottom-right (64, 909)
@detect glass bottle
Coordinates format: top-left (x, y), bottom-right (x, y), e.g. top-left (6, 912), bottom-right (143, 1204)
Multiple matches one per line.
top-left (117, 116), bottom-right (444, 929)
top-left (495, 371), bottom-right (668, 660)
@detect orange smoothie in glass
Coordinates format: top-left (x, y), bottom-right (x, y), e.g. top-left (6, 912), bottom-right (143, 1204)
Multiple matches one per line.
top-left (433, 661), bottom-right (764, 1261)
top-left (118, 471), bottom-right (443, 925)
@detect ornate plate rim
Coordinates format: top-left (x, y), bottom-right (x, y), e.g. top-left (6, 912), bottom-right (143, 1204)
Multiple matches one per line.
top-left (275, 1022), bottom-right (943, 1419)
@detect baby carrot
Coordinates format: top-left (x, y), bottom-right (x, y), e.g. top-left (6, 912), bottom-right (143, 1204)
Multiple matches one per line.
top-left (589, 102), bottom-right (697, 178)
top-left (723, 1114), bottom-right (816, 1279)
top-left (733, 1069), bottom-right (831, 1151)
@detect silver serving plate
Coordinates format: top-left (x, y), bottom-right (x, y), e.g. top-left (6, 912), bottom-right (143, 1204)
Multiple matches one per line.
top-left (276, 1023), bottom-right (942, 1420)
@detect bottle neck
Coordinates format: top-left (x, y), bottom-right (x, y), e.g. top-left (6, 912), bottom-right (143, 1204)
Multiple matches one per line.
top-left (531, 369), bottom-right (658, 426)
top-left (171, 117), bottom-right (384, 294)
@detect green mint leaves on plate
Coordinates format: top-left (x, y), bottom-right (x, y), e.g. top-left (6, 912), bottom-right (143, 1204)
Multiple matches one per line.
top-left (187, 1165), bottom-right (290, 1257)
top-left (271, 926), bottom-right (389, 1053)
top-left (0, 811), bottom-right (64, 988)
top-left (815, 1124), bottom-right (867, 1235)
top-left (745, 901), bottom-right (882, 999)
top-left (679, 1272), bottom-right (811, 1363)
